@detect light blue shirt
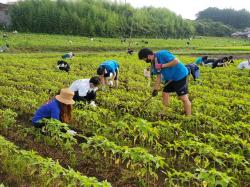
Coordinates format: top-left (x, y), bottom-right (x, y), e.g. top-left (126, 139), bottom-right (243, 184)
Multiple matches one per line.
top-left (195, 57), bottom-right (203, 65)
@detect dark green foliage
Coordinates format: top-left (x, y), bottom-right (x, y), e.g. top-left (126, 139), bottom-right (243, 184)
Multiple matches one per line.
top-left (9, 0), bottom-right (195, 38)
top-left (195, 20), bottom-right (235, 37)
top-left (197, 7), bottom-right (250, 29)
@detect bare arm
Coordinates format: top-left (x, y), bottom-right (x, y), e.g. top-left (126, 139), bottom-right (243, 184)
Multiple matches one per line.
top-left (153, 74), bottom-right (161, 90)
top-left (104, 77), bottom-right (108, 85)
top-left (99, 75), bottom-right (105, 85)
top-left (111, 72), bottom-right (116, 82)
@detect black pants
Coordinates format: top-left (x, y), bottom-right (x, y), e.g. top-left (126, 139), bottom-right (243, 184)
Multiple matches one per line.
top-left (73, 91), bottom-right (96, 102)
top-left (212, 60), bottom-right (224, 69)
top-left (204, 59), bottom-right (216, 64)
top-left (59, 66), bottom-right (70, 72)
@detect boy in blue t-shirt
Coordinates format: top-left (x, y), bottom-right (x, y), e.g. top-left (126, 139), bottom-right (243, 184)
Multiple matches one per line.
top-left (138, 48), bottom-right (191, 115)
top-left (97, 60), bottom-right (120, 89)
top-left (195, 56), bottom-right (208, 66)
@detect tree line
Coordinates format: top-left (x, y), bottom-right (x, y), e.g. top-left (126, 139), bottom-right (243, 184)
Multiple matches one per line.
top-left (9, 0), bottom-right (195, 38)
top-left (196, 7), bottom-right (250, 29)
top-left (8, 0), bottom-right (249, 38)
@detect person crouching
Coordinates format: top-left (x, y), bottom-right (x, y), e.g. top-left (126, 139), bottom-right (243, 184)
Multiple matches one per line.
top-left (69, 76), bottom-right (100, 105)
top-left (32, 88), bottom-right (75, 128)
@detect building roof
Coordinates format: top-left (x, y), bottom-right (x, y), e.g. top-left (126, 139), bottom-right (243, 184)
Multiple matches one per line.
top-left (232, 27), bottom-right (250, 37)
top-left (0, 3), bottom-right (8, 10)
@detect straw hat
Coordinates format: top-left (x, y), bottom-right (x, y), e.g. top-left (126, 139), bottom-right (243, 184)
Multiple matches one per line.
top-left (55, 88), bottom-right (75, 105)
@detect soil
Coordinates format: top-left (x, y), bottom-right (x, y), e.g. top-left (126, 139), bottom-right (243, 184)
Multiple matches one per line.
top-left (0, 119), bottom-right (147, 187)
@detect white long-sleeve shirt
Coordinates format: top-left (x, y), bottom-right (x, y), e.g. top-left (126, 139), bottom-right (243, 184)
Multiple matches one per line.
top-left (69, 79), bottom-right (98, 97)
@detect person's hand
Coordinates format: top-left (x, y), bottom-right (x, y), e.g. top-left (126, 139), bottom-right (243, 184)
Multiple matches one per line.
top-left (152, 89), bottom-right (158, 97)
top-left (89, 101), bottom-right (97, 107)
top-left (108, 80), bottom-right (113, 87)
top-left (155, 64), bottom-right (163, 70)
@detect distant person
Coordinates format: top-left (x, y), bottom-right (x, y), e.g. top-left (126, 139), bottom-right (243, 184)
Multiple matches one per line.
top-left (69, 76), bottom-right (101, 105)
top-left (57, 60), bottom-right (70, 72)
top-left (3, 33), bottom-right (8, 38)
top-left (138, 48), bottom-right (191, 115)
top-left (212, 56), bottom-right (234, 69)
top-left (62, 52), bottom-right (75, 59)
top-left (203, 58), bottom-right (217, 66)
top-left (97, 60), bottom-right (120, 89)
top-left (0, 44), bottom-right (9, 53)
top-left (185, 63), bottom-right (200, 81)
top-left (227, 56), bottom-right (234, 64)
top-left (195, 56), bottom-right (208, 66)
top-left (237, 59), bottom-right (250, 70)
top-left (32, 88), bottom-right (75, 128)
top-left (127, 48), bottom-right (133, 55)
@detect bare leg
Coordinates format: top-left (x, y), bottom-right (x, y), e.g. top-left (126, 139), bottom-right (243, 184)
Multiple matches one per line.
top-left (179, 94), bottom-right (191, 115)
top-left (115, 71), bottom-right (119, 88)
top-left (104, 78), bottom-right (109, 86)
top-left (162, 92), bottom-right (170, 113)
top-left (115, 79), bottom-right (119, 88)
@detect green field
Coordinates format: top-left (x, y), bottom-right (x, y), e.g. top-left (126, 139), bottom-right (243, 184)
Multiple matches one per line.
top-left (1, 31), bottom-right (250, 54)
top-left (0, 33), bottom-right (249, 186)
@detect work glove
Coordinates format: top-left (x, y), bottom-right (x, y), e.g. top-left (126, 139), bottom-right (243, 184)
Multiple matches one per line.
top-left (152, 89), bottom-right (158, 97)
top-left (155, 64), bottom-right (163, 70)
top-left (89, 87), bottom-right (98, 92)
top-left (89, 101), bottom-right (97, 107)
top-left (108, 80), bottom-right (114, 87)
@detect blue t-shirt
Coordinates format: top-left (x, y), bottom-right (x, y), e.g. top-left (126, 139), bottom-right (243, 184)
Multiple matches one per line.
top-left (195, 57), bottom-right (203, 65)
top-left (99, 60), bottom-right (119, 74)
top-left (152, 50), bottom-right (188, 81)
top-left (32, 98), bottom-right (61, 124)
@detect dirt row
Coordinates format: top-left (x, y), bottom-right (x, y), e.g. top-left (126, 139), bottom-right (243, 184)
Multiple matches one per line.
top-left (0, 120), bottom-right (138, 187)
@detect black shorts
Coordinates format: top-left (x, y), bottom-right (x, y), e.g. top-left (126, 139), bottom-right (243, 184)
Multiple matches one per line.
top-left (163, 77), bottom-right (188, 96)
top-left (104, 69), bottom-right (118, 80)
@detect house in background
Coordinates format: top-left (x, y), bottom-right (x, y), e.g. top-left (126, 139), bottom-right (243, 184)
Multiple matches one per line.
top-left (0, 3), bottom-right (11, 27)
top-left (231, 28), bottom-right (250, 39)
